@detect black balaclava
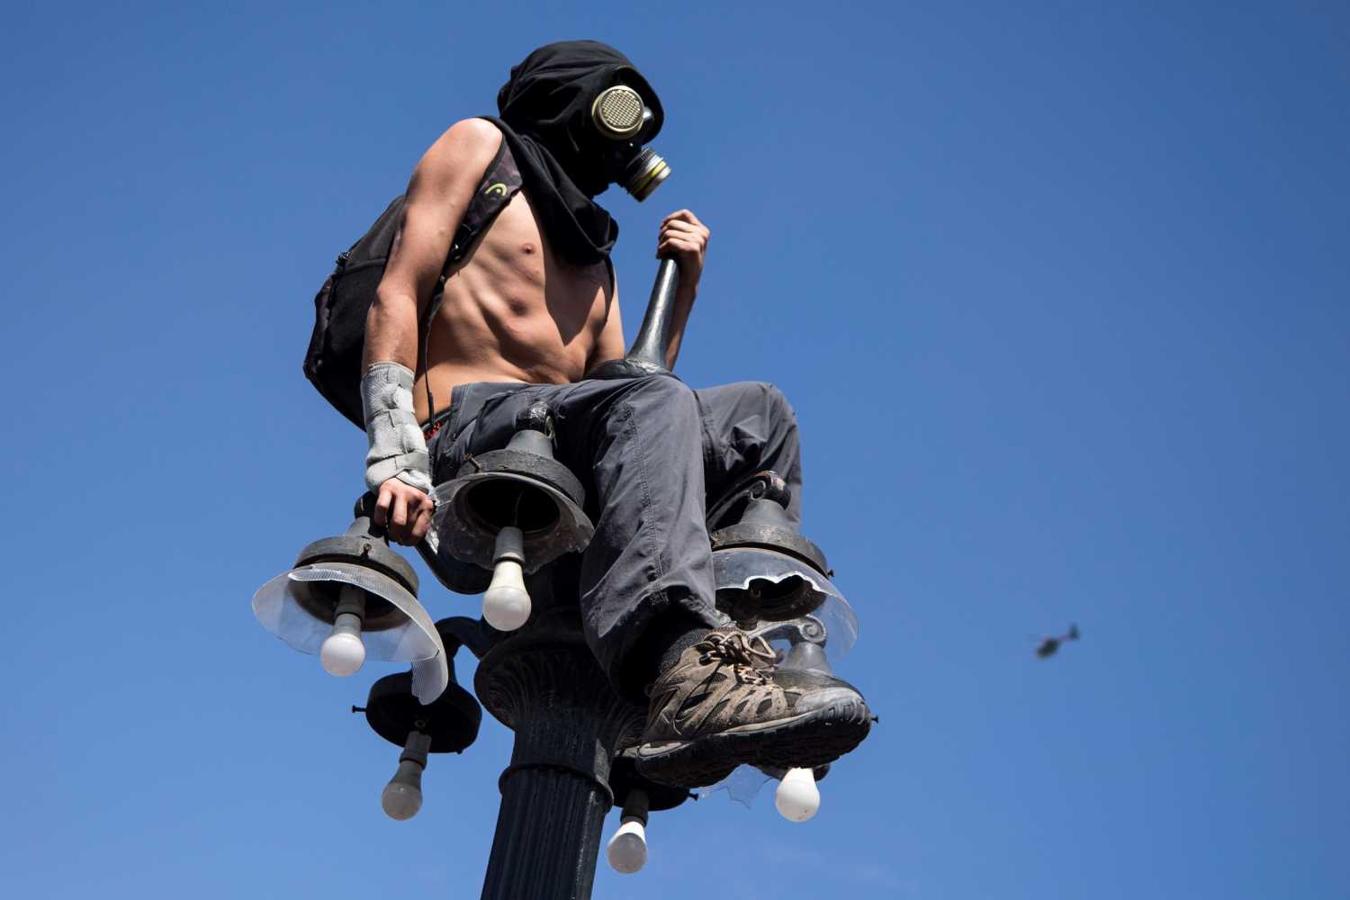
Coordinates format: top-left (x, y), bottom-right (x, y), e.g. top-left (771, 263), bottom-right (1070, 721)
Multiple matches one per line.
top-left (484, 40), bottom-right (665, 266)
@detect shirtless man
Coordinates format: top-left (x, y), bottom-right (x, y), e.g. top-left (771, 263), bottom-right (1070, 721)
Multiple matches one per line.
top-left (359, 41), bottom-right (869, 787)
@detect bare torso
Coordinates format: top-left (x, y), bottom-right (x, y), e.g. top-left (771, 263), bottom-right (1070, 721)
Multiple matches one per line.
top-left (413, 189), bottom-right (615, 422)
top-left (362, 113), bottom-right (705, 544)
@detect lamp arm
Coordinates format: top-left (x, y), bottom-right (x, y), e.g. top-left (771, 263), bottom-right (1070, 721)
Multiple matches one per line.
top-left (625, 258), bottom-right (680, 371)
top-left (437, 615), bottom-right (493, 660)
top-left (589, 258), bottom-right (681, 379)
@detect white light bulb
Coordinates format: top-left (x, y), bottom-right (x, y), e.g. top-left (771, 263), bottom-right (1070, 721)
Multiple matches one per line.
top-left (482, 527), bottom-right (531, 631)
top-left (381, 777), bottom-right (423, 821)
top-left (775, 767), bottom-right (821, 822)
top-left (381, 732), bottom-right (431, 821)
top-left (320, 611), bottom-right (365, 676)
top-left (606, 817), bottom-right (648, 873)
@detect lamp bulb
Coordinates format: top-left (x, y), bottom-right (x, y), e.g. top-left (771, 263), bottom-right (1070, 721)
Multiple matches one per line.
top-left (381, 778), bottom-right (423, 821)
top-left (775, 767), bottom-right (821, 822)
top-left (606, 818), bottom-right (648, 874)
top-left (382, 735), bottom-right (430, 821)
top-left (483, 528), bottom-right (531, 631)
top-left (320, 611), bottom-right (365, 676)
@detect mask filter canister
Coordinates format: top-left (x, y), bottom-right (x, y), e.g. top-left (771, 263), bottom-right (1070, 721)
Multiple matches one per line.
top-left (619, 148), bottom-right (670, 201)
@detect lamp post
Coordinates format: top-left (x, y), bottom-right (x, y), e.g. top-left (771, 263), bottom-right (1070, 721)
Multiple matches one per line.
top-left (430, 259), bottom-right (693, 898)
top-left (473, 571), bottom-right (646, 897)
top-left (252, 258), bottom-right (869, 899)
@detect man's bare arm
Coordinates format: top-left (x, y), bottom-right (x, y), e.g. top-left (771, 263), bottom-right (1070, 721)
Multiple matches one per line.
top-left (586, 273), bottom-right (626, 371)
top-left (586, 210), bottom-right (711, 373)
top-left (364, 118), bottom-right (504, 369)
top-left (655, 209), bottom-right (710, 369)
top-left (363, 118), bottom-right (502, 545)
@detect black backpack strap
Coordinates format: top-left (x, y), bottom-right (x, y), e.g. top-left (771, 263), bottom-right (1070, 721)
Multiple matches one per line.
top-left (418, 135), bottom-right (523, 418)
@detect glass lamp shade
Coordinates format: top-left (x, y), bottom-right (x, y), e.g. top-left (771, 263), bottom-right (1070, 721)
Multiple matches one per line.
top-left (713, 547), bottom-right (858, 659)
top-left (713, 547), bottom-right (842, 611)
top-left (252, 561), bottom-right (448, 703)
top-left (773, 598), bottom-right (859, 668)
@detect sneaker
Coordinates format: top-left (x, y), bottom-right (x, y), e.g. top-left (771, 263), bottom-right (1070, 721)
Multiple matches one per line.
top-left (634, 627), bottom-right (871, 787)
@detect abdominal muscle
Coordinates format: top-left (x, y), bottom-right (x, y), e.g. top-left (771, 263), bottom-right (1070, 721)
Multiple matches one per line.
top-left (413, 192), bottom-right (613, 423)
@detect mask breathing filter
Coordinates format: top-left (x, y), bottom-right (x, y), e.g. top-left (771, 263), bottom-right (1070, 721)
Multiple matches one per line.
top-left (591, 84), bottom-right (670, 201)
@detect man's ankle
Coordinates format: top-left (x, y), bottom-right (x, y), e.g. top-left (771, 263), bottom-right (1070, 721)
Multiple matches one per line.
top-left (635, 612), bottom-right (714, 697)
top-left (654, 625), bottom-right (709, 684)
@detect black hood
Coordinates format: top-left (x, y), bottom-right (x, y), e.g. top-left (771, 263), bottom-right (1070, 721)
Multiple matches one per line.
top-left (485, 40), bottom-right (664, 266)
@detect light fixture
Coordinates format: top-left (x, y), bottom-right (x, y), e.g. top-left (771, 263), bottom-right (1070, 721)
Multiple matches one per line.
top-left (382, 730), bottom-right (431, 820)
top-left (425, 403), bottom-right (593, 631)
top-left (359, 627), bottom-right (483, 821)
top-left (251, 495), bottom-right (449, 702)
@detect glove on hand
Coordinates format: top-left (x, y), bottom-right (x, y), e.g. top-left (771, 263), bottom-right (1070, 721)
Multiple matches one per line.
top-left (361, 362), bottom-right (433, 494)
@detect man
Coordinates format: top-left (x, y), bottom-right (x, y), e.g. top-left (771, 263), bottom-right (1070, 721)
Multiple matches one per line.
top-left (360, 41), bottom-right (869, 787)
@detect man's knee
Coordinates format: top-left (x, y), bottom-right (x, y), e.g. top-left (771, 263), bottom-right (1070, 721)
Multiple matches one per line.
top-left (731, 381), bottom-right (797, 430)
top-left (623, 374), bottom-right (699, 417)
top-left (757, 381), bottom-right (795, 421)
top-left (629, 373), bottom-right (696, 398)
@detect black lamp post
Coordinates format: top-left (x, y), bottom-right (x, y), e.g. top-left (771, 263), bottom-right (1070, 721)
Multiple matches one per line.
top-left (429, 259), bottom-right (693, 898)
top-left (252, 258), bottom-right (869, 899)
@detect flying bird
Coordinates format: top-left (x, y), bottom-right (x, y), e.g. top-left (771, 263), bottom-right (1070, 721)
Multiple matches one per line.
top-left (1036, 623), bottom-right (1080, 659)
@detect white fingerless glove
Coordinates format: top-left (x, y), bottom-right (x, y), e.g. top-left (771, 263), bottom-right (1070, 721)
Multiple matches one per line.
top-left (361, 362), bottom-right (433, 494)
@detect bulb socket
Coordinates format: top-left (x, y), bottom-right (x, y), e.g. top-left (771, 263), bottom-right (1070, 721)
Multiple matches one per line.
top-left (333, 583), bottom-right (366, 621)
top-left (492, 526), bottom-right (526, 565)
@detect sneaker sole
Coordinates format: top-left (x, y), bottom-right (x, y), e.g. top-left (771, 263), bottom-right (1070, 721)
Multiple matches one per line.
top-left (633, 695), bottom-right (872, 788)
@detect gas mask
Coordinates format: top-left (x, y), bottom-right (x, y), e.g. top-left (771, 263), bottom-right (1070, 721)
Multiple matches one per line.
top-left (591, 84), bottom-right (670, 201)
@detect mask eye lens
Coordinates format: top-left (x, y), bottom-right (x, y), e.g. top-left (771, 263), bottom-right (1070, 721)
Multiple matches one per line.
top-left (592, 86), bottom-right (646, 140)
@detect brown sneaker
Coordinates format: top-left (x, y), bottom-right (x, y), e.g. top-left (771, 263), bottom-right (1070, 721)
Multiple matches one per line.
top-left (633, 627), bottom-right (872, 788)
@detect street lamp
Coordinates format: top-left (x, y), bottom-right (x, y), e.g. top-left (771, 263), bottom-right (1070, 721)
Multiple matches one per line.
top-left (251, 495), bottom-right (448, 703)
top-left (250, 258), bottom-right (874, 897)
top-left (356, 623), bottom-right (483, 820)
top-left (425, 401), bottom-right (593, 632)
top-left (604, 753), bottom-right (693, 874)
top-left (705, 469), bottom-right (863, 823)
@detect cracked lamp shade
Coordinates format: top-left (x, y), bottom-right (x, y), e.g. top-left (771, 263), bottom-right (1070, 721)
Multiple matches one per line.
top-left (252, 561), bottom-right (449, 704)
top-left (713, 546), bottom-right (843, 614)
top-left (713, 547), bottom-right (859, 660)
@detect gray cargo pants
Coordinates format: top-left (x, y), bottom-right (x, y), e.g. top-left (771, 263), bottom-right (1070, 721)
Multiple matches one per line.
top-left (427, 375), bottom-right (803, 692)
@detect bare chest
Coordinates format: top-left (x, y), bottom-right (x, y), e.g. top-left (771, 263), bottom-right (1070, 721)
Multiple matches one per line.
top-left (474, 193), bottom-right (611, 320)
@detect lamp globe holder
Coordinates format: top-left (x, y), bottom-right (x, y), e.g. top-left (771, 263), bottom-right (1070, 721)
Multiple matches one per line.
top-left (251, 493), bottom-right (449, 702)
top-left (421, 403), bottom-right (595, 620)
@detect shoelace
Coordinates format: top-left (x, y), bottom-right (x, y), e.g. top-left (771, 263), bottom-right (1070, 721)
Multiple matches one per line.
top-left (696, 631), bottom-right (778, 686)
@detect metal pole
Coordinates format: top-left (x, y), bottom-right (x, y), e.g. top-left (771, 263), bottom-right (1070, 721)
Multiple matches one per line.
top-left (588, 258), bottom-right (682, 380)
top-left (474, 571), bottom-right (645, 900)
top-left (471, 258), bottom-right (687, 895)
top-left (625, 258), bottom-right (680, 370)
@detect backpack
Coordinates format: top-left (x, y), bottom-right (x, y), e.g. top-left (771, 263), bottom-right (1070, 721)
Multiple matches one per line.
top-left (303, 138), bottom-right (523, 428)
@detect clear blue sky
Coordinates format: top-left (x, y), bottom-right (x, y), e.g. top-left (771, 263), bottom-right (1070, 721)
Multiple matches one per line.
top-left (2, 2), bottom-right (1347, 898)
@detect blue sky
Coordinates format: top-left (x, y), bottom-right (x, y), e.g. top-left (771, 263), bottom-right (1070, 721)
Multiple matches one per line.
top-left (2, 1), bottom-right (1347, 897)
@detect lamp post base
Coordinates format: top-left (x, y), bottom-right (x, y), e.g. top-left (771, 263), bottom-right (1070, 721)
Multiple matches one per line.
top-left (476, 608), bottom-right (645, 900)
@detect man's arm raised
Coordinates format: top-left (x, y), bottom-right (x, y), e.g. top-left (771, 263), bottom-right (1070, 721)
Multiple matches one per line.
top-left (655, 209), bottom-right (710, 369)
top-left (363, 118), bottom-right (502, 544)
top-left (586, 209), bottom-right (712, 374)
